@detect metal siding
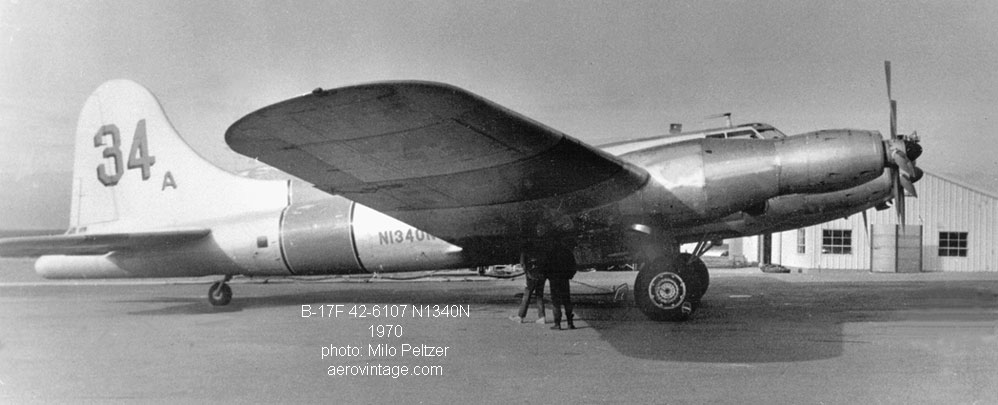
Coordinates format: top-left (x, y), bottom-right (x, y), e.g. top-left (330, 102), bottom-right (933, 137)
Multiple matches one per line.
top-left (871, 225), bottom-right (897, 272)
top-left (910, 173), bottom-right (997, 272)
top-left (897, 225), bottom-right (923, 273)
top-left (775, 229), bottom-right (804, 268)
top-left (815, 217), bottom-right (863, 270)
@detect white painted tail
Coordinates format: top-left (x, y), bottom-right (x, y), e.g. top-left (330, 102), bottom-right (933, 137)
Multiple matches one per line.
top-left (71, 80), bottom-right (289, 232)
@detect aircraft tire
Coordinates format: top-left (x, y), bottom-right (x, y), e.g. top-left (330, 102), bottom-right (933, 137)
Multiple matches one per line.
top-left (679, 253), bottom-right (710, 300)
top-left (634, 255), bottom-right (702, 321)
top-left (208, 282), bottom-right (232, 306)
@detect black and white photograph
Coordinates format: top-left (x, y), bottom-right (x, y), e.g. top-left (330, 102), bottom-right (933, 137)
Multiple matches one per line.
top-left (1, 1), bottom-right (996, 403)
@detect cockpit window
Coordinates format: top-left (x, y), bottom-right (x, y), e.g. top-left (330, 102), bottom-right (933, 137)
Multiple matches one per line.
top-left (756, 128), bottom-right (787, 139)
top-left (727, 130), bottom-right (756, 138)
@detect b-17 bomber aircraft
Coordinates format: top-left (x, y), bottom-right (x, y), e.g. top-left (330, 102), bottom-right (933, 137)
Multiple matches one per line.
top-left (0, 63), bottom-right (923, 321)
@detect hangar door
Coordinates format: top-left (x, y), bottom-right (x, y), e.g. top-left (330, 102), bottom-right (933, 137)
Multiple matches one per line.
top-left (871, 225), bottom-right (923, 273)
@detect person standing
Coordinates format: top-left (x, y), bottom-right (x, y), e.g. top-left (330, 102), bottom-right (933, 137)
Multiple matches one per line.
top-left (510, 251), bottom-right (547, 324)
top-left (546, 242), bottom-right (577, 330)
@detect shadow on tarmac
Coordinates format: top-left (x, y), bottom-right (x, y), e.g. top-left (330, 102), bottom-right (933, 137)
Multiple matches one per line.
top-left (121, 275), bottom-right (997, 364)
top-left (583, 276), bottom-right (996, 364)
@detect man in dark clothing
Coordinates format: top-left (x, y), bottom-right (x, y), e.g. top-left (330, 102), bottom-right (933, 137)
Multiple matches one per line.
top-left (510, 252), bottom-right (547, 324)
top-left (545, 244), bottom-right (577, 330)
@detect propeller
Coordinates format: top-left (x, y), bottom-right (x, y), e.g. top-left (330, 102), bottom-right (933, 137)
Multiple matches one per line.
top-left (862, 210), bottom-right (870, 237)
top-left (882, 61), bottom-right (923, 225)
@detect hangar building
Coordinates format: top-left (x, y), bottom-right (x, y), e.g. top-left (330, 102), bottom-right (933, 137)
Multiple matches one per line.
top-left (732, 170), bottom-right (998, 273)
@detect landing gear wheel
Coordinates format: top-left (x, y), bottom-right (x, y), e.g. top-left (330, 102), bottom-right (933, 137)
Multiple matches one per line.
top-left (208, 281), bottom-right (232, 306)
top-left (634, 255), bottom-right (703, 321)
top-left (678, 253), bottom-right (710, 301)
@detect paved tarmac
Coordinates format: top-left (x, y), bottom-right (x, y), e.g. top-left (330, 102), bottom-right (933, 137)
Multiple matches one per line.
top-left (1, 258), bottom-right (996, 403)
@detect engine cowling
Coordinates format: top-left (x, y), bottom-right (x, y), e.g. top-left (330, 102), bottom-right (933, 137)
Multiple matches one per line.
top-left (620, 129), bottom-right (886, 224)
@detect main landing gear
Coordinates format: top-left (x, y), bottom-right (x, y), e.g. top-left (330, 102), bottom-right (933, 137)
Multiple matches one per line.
top-left (208, 275), bottom-right (233, 306)
top-left (634, 242), bottom-right (711, 322)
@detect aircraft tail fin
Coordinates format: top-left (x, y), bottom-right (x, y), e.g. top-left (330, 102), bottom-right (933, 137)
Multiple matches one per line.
top-left (70, 80), bottom-right (289, 233)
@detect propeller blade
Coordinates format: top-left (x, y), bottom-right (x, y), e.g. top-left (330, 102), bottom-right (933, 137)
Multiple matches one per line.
top-left (885, 61), bottom-right (899, 139)
top-left (890, 100), bottom-right (898, 139)
top-left (900, 174), bottom-right (918, 198)
top-left (891, 150), bottom-right (916, 178)
top-left (894, 168), bottom-right (906, 226)
top-left (862, 210), bottom-right (870, 237)
top-left (885, 61), bottom-right (893, 101)
top-left (882, 61), bottom-right (918, 226)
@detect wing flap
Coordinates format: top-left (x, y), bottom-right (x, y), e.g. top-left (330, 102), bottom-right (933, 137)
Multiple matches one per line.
top-left (0, 229), bottom-right (211, 257)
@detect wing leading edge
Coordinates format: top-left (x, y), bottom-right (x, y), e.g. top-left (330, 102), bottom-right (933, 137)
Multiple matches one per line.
top-left (226, 81), bottom-right (648, 244)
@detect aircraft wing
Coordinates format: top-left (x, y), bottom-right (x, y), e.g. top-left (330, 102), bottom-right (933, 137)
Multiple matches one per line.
top-left (0, 229), bottom-right (211, 257)
top-left (226, 81), bottom-right (649, 245)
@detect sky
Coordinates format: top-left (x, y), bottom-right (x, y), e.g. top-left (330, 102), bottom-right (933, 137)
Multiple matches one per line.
top-left (1, 0), bottom-right (996, 229)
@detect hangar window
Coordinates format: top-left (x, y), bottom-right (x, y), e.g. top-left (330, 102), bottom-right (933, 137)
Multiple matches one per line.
top-left (938, 232), bottom-right (968, 257)
top-left (797, 229), bottom-right (806, 254)
top-left (821, 229), bottom-right (852, 254)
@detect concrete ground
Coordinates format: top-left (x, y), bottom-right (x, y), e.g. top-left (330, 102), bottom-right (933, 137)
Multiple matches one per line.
top-left (0, 258), bottom-right (996, 403)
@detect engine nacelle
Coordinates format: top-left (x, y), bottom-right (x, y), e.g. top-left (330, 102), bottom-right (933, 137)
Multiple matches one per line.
top-left (774, 130), bottom-right (886, 193)
top-left (763, 171), bottom-right (893, 219)
top-left (280, 199), bottom-right (465, 275)
top-left (621, 129), bottom-right (885, 224)
top-left (676, 171), bottom-right (896, 240)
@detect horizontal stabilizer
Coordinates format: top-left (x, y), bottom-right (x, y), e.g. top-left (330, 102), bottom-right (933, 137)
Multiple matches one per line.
top-left (0, 229), bottom-right (211, 257)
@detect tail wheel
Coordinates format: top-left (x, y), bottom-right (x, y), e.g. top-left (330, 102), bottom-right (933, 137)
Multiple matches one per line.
top-left (634, 255), bottom-right (704, 321)
top-left (208, 282), bottom-right (232, 306)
